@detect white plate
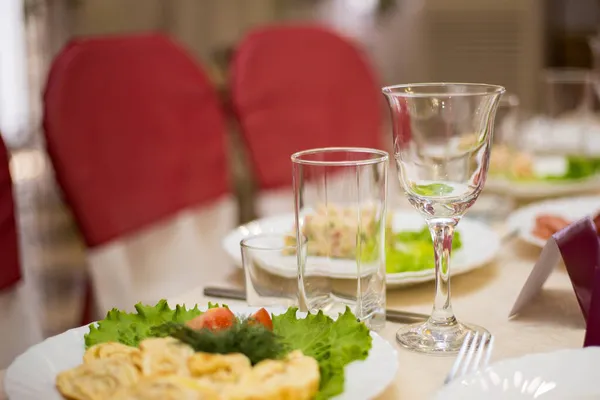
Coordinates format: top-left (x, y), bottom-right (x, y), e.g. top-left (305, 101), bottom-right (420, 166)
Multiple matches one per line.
top-left (435, 347), bottom-right (600, 399)
top-left (486, 176), bottom-right (600, 199)
top-left (222, 211), bottom-right (500, 288)
top-left (506, 195), bottom-right (600, 248)
top-left (4, 306), bottom-right (398, 400)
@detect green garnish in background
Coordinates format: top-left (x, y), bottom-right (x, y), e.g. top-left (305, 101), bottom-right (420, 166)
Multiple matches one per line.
top-left (359, 225), bottom-right (463, 274)
top-left (386, 226), bottom-right (462, 273)
top-left (502, 156), bottom-right (600, 182)
top-left (85, 301), bottom-right (372, 400)
top-left (543, 156), bottom-right (600, 181)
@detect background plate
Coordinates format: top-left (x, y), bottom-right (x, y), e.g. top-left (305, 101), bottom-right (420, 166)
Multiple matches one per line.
top-left (222, 211), bottom-right (500, 288)
top-left (486, 176), bottom-right (600, 199)
top-left (506, 195), bottom-right (600, 248)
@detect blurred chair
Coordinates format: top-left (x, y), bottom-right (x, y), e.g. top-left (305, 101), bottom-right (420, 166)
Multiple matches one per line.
top-left (230, 24), bottom-right (384, 216)
top-left (43, 33), bottom-right (235, 318)
top-left (0, 137), bottom-right (43, 367)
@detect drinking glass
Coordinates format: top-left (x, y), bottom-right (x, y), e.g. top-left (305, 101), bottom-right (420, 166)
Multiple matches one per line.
top-left (292, 147), bottom-right (388, 331)
top-left (240, 233), bottom-right (306, 307)
top-left (518, 69), bottom-right (600, 179)
top-left (382, 83), bottom-right (505, 354)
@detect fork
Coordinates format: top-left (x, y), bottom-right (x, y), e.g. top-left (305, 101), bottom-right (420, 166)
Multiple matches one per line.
top-left (444, 331), bottom-right (495, 385)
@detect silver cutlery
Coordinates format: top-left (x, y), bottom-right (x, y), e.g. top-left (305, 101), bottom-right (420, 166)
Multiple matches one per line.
top-left (203, 286), bottom-right (429, 323)
top-left (444, 331), bottom-right (495, 384)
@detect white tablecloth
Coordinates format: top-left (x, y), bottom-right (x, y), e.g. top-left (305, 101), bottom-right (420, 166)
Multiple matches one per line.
top-left (167, 239), bottom-right (585, 399)
top-left (0, 234), bottom-right (585, 399)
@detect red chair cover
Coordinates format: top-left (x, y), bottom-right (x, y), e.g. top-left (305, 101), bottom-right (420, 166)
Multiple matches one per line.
top-left (230, 25), bottom-right (383, 190)
top-left (0, 138), bottom-right (21, 291)
top-left (44, 33), bottom-right (229, 248)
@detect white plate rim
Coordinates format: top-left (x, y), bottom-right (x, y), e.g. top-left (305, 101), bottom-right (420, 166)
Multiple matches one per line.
top-left (4, 305), bottom-right (398, 400)
top-left (486, 175), bottom-right (600, 199)
top-left (435, 347), bottom-right (600, 399)
top-left (506, 195), bottom-right (600, 248)
top-left (221, 211), bottom-right (500, 287)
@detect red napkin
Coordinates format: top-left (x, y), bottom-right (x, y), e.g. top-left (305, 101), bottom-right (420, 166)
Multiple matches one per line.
top-left (554, 217), bottom-right (600, 347)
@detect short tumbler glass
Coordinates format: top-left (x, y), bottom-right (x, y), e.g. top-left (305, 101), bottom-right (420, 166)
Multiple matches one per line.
top-left (240, 233), bottom-right (306, 307)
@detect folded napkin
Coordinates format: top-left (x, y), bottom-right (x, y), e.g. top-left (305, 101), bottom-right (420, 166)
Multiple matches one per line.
top-left (556, 217), bottom-right (600, 346)
top-left (511, 216), bottom-right (600, 347)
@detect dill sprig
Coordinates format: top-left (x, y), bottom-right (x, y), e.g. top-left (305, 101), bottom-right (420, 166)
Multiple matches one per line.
top-left (150, 320), bottom-right (286, 365)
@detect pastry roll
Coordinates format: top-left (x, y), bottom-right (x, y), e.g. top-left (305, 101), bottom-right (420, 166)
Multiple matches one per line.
top-left (56, 358), bottom-right (140, 400)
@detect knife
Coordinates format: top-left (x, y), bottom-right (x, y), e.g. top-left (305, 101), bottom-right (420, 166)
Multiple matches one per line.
top-left (203, 286), bottom-right (429, 323)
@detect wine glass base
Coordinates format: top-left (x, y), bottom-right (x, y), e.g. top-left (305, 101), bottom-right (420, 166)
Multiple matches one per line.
top-left (396, 320), bottom-right (489, 356)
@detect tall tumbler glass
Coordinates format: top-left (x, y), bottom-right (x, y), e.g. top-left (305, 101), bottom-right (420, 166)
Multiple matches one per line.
top-left (291, 148), bottom-right (388, 331)
top-left (382, 83), bottom-right (505, 354)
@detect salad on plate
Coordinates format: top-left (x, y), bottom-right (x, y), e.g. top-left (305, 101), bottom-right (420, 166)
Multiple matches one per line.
top-left (288, 205), bottom-right (462, 274)
top-left (52, 300), bottom-right (374, 400)
top-left (489, 144), bottom-right (600, 183)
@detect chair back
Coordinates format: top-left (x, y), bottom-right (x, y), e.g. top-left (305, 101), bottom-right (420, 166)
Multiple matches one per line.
top-left (230, 25), bottom-right (383, 190)
top-left (44, 33), bottom-right (229, 247)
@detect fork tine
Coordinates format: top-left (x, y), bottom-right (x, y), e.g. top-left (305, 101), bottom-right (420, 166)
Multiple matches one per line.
top-left (470, 332), bottom-right (488, 374)
top-left (483, 334), bottom-right (495, 367)
top-left (444, 331), bottom-right (473, 384)
top-left (458, 331), bottom-right (480, 378)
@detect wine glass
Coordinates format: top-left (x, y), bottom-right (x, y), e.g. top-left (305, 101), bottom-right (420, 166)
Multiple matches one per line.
top-left (382, 83), bottom-right (505, 354)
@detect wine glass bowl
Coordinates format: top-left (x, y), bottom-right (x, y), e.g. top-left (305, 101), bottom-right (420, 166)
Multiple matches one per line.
top-left (382, 83), bottom-right (505, 355)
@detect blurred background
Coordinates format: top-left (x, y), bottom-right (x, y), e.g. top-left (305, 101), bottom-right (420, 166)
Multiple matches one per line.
top-left (1, 0), bottom-right (600, 353)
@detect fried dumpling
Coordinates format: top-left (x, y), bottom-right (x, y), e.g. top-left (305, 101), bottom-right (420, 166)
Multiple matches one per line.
top-left (56, 358), bottom-right (140, 400)
top-left (83, 342), bottom-right (141, 364)
top-left (133, 337), bottom-right (194, 377)
top-left (188, 352), bottom-right (252, 386)
top-left (113, 375), bottom-right (220, 400)
top-left (224, 350), bottom-right (320, 400)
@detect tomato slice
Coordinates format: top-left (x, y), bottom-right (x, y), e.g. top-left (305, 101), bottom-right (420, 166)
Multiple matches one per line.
top-left (249, 308), bottom-right (273, 331)
top-left (186, 307), bottom-right (236, 331)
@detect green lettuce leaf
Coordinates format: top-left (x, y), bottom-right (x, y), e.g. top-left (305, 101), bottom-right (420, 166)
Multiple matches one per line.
top-left (84, 300), bottom-right (221, 348)
top-left (386, 226), bottom-right (463, 273)
top-left (272, 307), bottom-right (372, 400)
top-left (85, 301), bottom-right (373, 399)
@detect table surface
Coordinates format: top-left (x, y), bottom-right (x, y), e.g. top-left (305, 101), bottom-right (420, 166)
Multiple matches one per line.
top-left (0, 226), bottom-right (586, 399)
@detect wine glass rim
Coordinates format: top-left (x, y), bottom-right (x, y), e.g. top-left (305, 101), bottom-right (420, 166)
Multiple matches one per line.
top-left (381, 82), bottom-right (506, 97)
top-left (240, 233), bottom-right (307, 251)
top-left (291, 147), bottom-right (389, 166)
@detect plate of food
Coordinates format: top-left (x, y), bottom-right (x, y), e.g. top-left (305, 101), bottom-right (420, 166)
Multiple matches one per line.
top-left (4, 300), bottom-right (398, 400)
top-left (222, 208), bottom-right (500, 287)
top-left (484, 144), bottom-right (600, 199)
top-left (435, 347), bottom-right (600, 399)
top-left (506, 195), bottom-right (600, 247)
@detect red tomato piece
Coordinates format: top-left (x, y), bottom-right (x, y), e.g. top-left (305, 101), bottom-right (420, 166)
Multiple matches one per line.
top-left (186, 307), bottom-right (236, 331)
top-left (249, 308), bottom-right (273, 331)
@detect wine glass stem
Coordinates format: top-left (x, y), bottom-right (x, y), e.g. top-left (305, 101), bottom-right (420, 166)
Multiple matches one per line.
top-left (427, 219), bottom-right (458, 326)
